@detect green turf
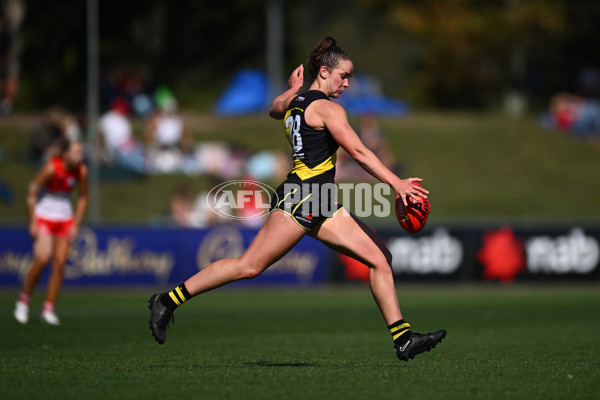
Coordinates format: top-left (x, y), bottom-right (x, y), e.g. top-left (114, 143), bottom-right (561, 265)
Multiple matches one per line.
top-left (1, 285), bottom-right (598, 399)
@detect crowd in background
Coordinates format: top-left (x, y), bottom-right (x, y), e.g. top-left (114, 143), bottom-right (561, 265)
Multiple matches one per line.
top-left (27, 68), bottom-right (401, 229)
top-left (23, 61), bottom-right (600, 229)
top-left (539, 66), bottom-right (600, 141)
top-left (540, 91), bottom-right (600, 141)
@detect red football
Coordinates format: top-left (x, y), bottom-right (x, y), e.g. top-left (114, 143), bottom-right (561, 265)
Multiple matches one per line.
top-left (395, 182), bottom-right (430, 234)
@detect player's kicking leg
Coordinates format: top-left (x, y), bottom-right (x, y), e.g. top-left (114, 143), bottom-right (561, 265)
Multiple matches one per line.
top-left (148, 211), bottom-right (306, 344)
top-left (309, 209), bottom-right (446, 361)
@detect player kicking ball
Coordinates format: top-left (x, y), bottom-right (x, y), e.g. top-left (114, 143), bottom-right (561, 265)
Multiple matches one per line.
top-left (148, 36), bottom-right (445, 362)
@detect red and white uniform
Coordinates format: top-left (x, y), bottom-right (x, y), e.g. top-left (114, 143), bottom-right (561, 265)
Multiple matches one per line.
top-left (34, 157), bottom-right (82, 237)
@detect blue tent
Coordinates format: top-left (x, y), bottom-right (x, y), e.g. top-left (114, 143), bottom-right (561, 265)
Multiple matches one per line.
top-left (215, 69), bottom-right (269, 115)
top-left (215, 70), bottom-right (410, 117)
top-left (336, 74), bottom-right (410, 117)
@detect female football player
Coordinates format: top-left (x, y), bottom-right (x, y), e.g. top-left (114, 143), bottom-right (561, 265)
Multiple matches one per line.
top-left (14, 138), bottom-right (88, 325)
top-left (149, 36), bottom-right (445, 361)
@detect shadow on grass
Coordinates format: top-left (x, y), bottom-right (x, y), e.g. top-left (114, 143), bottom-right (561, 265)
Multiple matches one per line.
top-left (244, 361), bottom-right (317, 368)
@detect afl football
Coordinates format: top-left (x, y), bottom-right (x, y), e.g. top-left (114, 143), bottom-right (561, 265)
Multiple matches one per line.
top-left (395, 182), bottom-right (430, 234)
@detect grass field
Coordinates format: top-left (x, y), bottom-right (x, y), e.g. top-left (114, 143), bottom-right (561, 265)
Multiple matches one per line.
top-left (1, 285), bottom-right (598, 400)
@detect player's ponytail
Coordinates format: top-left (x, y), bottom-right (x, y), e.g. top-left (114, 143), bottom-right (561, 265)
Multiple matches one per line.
top-left (302, 36), bottom-right (352, 92)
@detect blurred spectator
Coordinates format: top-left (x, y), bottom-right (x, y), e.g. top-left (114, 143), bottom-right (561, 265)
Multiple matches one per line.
top-left (336, 115), bottom-right (402, 181)
top-left (169, 178), bottom-right (229, 228)
top-left (540, 92), bottom-right (600, 141)
top-left (189, 185), bottom-right (229, 228)
top-left (169, 183), bottom-right (196, 227)
top-left (98, 98), bottom-right (146, 173)
top-left (359, 115), bottom-right (399, 172)
top-left (245, 150), bottom-right (290, 182)
top-left (144, 95), bottom-right (192, 174)
top-left (192, 142), bottom-right (239, 179)
top-left (100, 63), bottom-right (154, 117)
top-left (30, 107), bottom-right (81, 163)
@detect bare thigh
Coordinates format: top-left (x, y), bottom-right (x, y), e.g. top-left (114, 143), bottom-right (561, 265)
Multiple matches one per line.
top-left (33, 234), bottom-right (53, 263)
top-left (239, 210), bottom-right (309, 273)
top-left (184, 210), bottom-right (308, 294)
top-left (308, 208), bottom-right (391, 268)
top-left (51, 237), bottom-right (70, 267)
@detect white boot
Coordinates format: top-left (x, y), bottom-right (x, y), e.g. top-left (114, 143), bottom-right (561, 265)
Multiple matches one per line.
top-left (14, 301), bottom-right (29, 324)
top-left (40, 310), bottom-right (61, 326)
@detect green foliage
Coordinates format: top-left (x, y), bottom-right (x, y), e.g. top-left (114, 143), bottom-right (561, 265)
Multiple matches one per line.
top-left (0, 286), bottom-right (598, 399)
top-left (384, 0), bottom-right (567, 108)
top-left (13, 0), bottom-right (600, 111)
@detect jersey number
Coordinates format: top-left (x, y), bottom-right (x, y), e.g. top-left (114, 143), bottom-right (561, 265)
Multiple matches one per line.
top-left (285, 114), bottom-right (303, 153)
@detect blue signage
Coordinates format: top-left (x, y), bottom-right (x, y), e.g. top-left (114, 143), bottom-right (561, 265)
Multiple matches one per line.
top-left (0, 225), bottom-right (331, 287)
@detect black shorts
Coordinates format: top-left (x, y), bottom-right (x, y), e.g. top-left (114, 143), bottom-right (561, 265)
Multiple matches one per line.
top-left (270, 171), bottom-right (343, 230)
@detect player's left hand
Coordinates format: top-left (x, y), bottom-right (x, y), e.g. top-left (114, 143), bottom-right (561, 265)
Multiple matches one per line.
top-left (394, 178), bottom-right (428, 207)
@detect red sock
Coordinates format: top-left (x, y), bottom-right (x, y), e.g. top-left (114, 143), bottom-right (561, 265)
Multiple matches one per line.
top-left (18, 292), bottom-right (30, 305)
top-left (43, 301), bottom-right (55, 313)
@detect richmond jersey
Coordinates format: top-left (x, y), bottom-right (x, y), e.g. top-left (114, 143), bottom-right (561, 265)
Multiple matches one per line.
top-left (34, 157), bottom-right (83, 221)
top-left (284, 90), bottom-right (339, 180)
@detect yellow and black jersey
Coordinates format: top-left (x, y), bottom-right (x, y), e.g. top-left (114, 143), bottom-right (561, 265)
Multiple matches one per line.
top-left (270, 90), bottom-right (343, 229)
top-left (283, 90), bottom-right (339, 181)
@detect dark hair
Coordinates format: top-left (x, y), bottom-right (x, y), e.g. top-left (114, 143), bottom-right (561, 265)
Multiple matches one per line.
top-left (302, 36), bottom-right (352, 92)
top-left (57, 136), bottom-right (73, 155)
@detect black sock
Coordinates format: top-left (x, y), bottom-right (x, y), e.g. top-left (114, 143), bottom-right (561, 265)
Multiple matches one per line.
top-left (388, 319), bottom-right (412, 346)
top-left (160, 283), bottom-right (192, 312)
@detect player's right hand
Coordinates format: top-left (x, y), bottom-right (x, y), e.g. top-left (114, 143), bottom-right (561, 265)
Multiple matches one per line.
top-left (289, 64), bottom-right (303, 89)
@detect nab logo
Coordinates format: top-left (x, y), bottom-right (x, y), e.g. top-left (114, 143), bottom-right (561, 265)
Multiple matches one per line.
top-left (478, 228), bottom-right (525, 282)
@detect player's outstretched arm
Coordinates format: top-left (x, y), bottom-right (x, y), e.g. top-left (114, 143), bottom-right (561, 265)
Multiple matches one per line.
top-left (321, 101), bottom-right (428, 206)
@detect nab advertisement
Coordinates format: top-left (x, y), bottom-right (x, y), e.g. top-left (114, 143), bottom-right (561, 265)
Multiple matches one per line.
top-left (336, 224), bottom-right (600, 283)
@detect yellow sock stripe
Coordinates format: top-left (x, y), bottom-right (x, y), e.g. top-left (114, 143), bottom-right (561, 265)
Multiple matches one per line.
top-left (175, 287), bottom-right (186, 303)
top-left (168, 291), bottom-right (181, 306)
top-left (392, 329), bottom-right (410, 341)
top-left (389, 323), bottom-right (410, 334)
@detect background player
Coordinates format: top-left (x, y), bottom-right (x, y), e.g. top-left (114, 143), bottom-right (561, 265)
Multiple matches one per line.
top-left (14, 138), bottom-right (88, 325)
